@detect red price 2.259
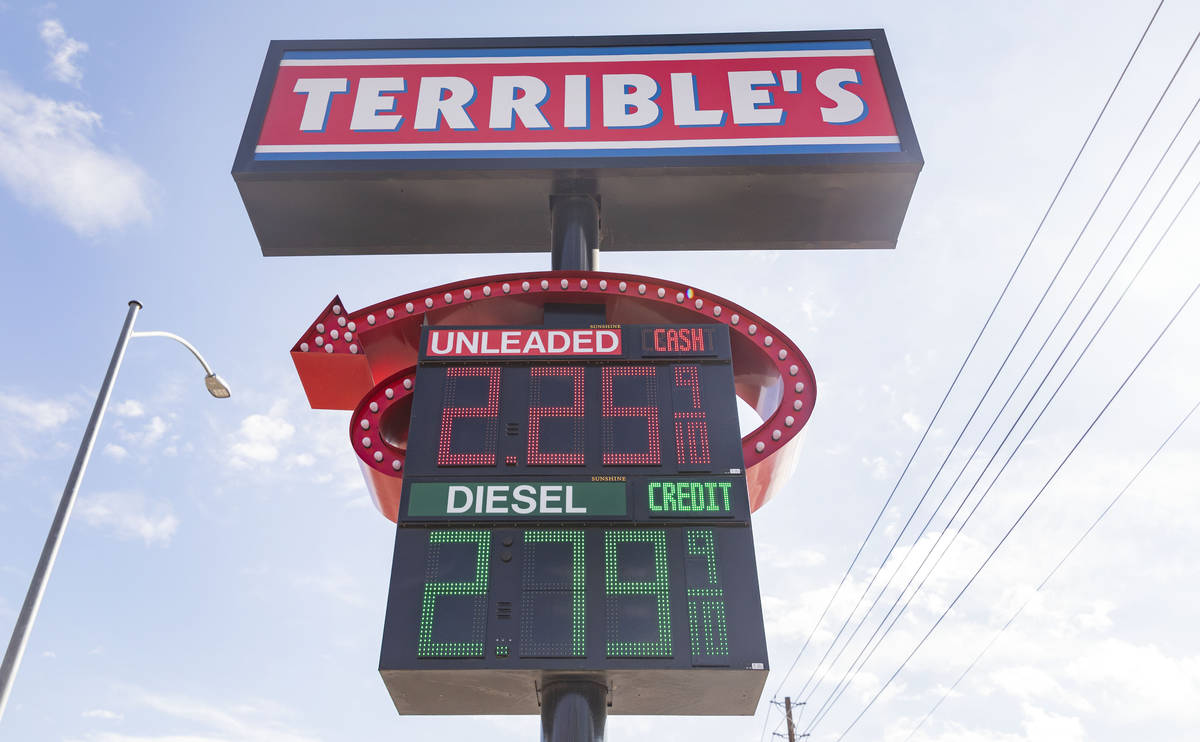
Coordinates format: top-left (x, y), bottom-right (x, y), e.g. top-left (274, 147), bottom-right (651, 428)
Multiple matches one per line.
top-left (435, 364), bottom-right (712, 468)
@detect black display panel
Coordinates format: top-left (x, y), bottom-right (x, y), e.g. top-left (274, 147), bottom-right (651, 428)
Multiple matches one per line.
top-left (381, 526), bottom-right (767, 670)
top-left (402, 325), bottom-right (745, 507)
top-left (381, 325), bottom-right (768, 715)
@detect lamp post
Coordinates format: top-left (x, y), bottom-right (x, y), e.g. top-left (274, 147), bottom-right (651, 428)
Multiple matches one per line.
top-left (0, 300), bottom-right (230, 723)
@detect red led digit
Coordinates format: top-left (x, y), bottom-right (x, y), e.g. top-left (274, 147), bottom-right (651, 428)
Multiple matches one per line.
top-left (601, 366), bottom-right (661, 466)
top-left (437, 367), bottom-right (502, 466)
top-left (674, 365), bottom-right (711, 466)
top-left (527, 366), bottom-right (586, 465)
top-left (675, 365), bottom-right (703, 407)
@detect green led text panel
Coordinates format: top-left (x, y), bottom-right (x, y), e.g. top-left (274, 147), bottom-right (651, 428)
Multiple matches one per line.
top-left (381, 525), bottom-right (769, 673)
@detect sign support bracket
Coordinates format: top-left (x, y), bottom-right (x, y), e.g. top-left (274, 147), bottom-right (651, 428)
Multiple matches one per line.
top-left (540, 678), bottom-right (608, 742)
top-left (550, 194), bottom-right (600, 271)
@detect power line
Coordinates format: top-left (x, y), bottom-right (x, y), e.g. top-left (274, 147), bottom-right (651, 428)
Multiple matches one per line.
top-left (796, 91), bottom-right (1200, 722)
top-left (801, 170), bottom-right (1200, 734)
top-left (759, 3), bottom-right (1168, 727)
top-left (790, 23), bottom-right (1198, 713)
top-left (829, 279), bottom-right (1200, 741)
top-left (801, 159), bottom-right (1200, 736)
top-left (901, 397), bottom-right (1200, 742)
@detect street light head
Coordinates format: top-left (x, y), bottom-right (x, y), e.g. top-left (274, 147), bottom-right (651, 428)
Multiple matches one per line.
top-left (204, 373), bottom-right (231, 399)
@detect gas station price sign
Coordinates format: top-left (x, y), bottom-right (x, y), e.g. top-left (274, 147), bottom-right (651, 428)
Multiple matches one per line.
top-left (379, 324), bottom-right (770, 715)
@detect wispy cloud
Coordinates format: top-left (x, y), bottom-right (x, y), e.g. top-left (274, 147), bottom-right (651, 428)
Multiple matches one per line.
top-left (68, 688), bottom-right (323, 742)
top-left (78, 491), bottom-right (179, 546)
top-left (0, 391), bottom-right (72, 431)
top-left (228, 402), bottom-right (295, 468)
top-left (120, 415), bottom-right (168, 447)
top-left (862, 454), bottom-right (890, 480)
top-left (112, 400), bottom-right (146, 418)
top-left (82, 709), bottom-right (123, 721)
top-left (103, 443), bottom-right (129, 460)
top-left (757, 542), bottom-right (825, 570)
top-left (0, 76), bottom-right (152, 235)
top-left (39, 19), bottom-right (88, 86)
top-left (0, 390), bottom-right (76, 464)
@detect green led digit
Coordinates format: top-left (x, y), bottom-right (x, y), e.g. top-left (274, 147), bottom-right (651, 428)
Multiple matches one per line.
top-left (520, 530), bottom-right (586, 657)
top-left (604, 529), bottom-right (671, 657)
top-left (417, 530), bottom-right (490, 658)
top-left (686, 528), bottom-right (729, 658)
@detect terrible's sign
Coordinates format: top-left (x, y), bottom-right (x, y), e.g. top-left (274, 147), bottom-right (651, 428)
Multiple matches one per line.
top-left (256, 44), bottom-right (896, 157)
top-left (233, 31), bottom-right (921, 256)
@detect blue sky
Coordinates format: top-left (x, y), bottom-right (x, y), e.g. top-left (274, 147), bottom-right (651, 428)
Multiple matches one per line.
top-left (2, 1), bottom-right (1200, 741)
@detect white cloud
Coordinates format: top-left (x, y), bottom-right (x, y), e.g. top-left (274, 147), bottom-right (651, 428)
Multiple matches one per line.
top-left (1018, 704), bottom-right (1087, 742)
top-left (902, 411), bottom-right (922, 432)
top-left (120, 416), bottom-right (168, 448)
top-left (39, 19), bottom-right (88, 86)
top-left (82, 709), bottom-right (123, 721)
top-left (1076, 600), bottom-right (1114, 631)
top-left (78, 491), bottom-right (179, 546)
top-left (1066, 639), bottom-right (1200, 723)
top-left (67, 688), bottom-right (323, 742)
top-left (103, 443), bottom-right (128, 460)
top-left (0, 391), bottom-right (72, 430)
top-left (0, 76), bottom-right (152, 235)
top-left (988, 666), bottom-right (1092, 712)
top-left (900, 704), bottom-right (1087, 742)
top-left (112, 400), bottom-right (145, 418)
top-left (758, 542), bottom-right (826, 570)
top-left (863, 455), bottom-right (890, 480)
top-left (229, 403), bottom-right (295, 468)
top-left (291, 452), bottom-right (315, 467)
top-left (141, 416), bottom-right (167, 445)
top-left (800, 293), bottom-right (836, 330)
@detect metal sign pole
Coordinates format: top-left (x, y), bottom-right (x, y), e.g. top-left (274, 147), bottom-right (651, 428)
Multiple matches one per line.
top-left (550, 195), bottom-right (599, 272)
top-left (540, 196), bottom-right (606, 742)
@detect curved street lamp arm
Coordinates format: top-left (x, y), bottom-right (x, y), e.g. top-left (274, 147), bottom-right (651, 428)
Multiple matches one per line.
top-left (131, 330), bottom-right (217, 376)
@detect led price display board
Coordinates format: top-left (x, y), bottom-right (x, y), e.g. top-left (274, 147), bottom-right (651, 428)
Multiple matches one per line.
top-left (401, 324), bottom-right (740, 481)
top-left (380, 325), bottom-right (768, 716)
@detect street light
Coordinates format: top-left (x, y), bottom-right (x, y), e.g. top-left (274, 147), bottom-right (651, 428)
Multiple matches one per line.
top-left (131, 331), bottom-right (231, 399)
top-left (0, 301), bottom-right (230, 723)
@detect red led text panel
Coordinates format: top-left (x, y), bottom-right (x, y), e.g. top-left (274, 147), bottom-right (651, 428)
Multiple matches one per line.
top-left (403, 361), bottom-right (744, 480)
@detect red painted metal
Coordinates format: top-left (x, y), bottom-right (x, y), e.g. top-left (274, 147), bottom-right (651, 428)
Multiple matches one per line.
top-left (291, 271), bottom-right (816, 520)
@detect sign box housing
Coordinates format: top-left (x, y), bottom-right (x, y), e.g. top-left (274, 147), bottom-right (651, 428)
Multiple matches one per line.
top-left (379, 323), bottom-right (768, 714)
top-left (233, 30), bottom-right (922, 256)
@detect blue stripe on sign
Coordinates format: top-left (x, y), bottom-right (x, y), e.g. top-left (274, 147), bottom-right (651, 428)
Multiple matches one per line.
top-left (255, 143), bottom-right (901, 161)
top-left (280, 40), bottom-right (874, 61)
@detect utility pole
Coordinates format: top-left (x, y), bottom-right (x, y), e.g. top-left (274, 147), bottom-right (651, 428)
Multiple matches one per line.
top-left (772, 697), bottom-right (808, 742)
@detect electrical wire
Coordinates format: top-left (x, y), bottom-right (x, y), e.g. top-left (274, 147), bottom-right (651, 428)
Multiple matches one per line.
top-left (828, 281), bottom-right (1200, 741)
top-left (901, 397), bottom-right (1200, 742)
top-left (789, 22), bottom-right (1198, 714)
top-left (796, 91), bottom-right (1200, 720)
top-left (802, 162), bottom-right (1200, 736)
top-left (759, 5), bottom-right (1167, 732)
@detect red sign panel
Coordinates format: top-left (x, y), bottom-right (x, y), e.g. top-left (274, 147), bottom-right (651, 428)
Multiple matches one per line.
top-left (426, 328), bottom-right (622, 357)
top-left (254, 41), bottom-right (898, 160)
